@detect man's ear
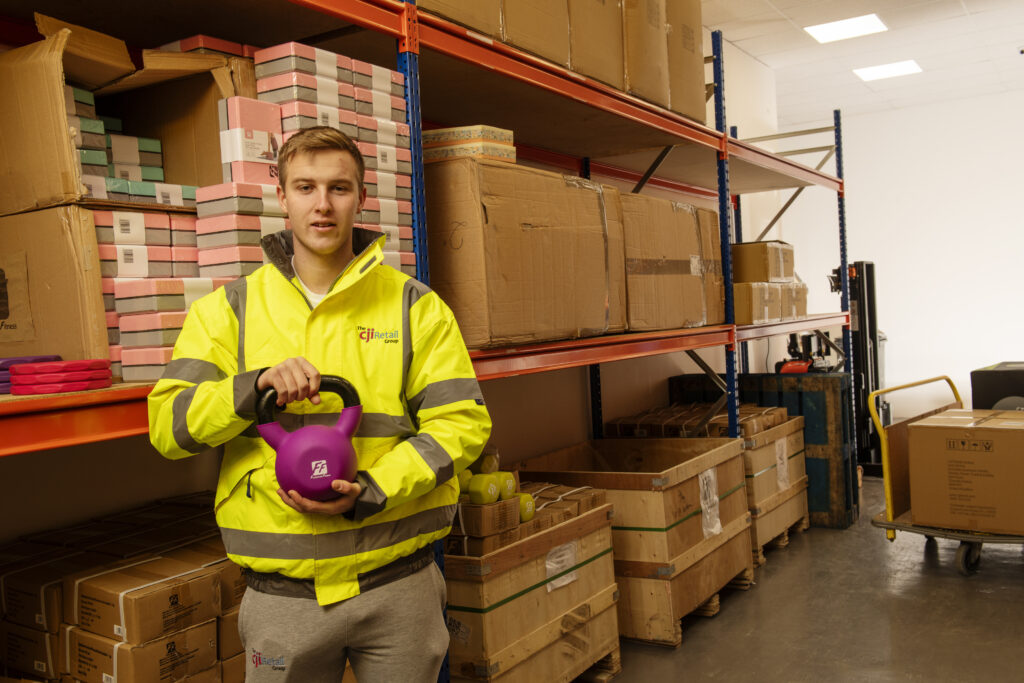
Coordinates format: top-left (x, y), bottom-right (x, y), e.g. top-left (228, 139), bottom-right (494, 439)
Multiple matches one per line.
top-left (277, 184), bottom-right (288, 218)
top-left (358, 184), bottom-right (367, 211)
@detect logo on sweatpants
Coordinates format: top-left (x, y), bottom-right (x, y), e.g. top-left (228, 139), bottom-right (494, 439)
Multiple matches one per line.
top-left (252, 649), bottom-right (287, 671)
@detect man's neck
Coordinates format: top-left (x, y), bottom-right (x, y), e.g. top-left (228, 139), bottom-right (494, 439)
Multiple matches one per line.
top-left (292, 249), bottom-right (353, 294)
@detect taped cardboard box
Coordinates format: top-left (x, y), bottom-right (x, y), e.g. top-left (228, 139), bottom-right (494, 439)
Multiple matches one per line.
top-left (217, 607), bottom-right (242, 659)
top-left (416, 0), bottom-right (502, 39)
top-left (734, 282), bottom-right (782, 326)
top-left (623, 0), bottom-right (669, 108)
top-left (424, 158), bottom-right (623, 348)
top-left (0, 206), bottom-right (108, 362)
top-left (731, 241), bottom-right (795, 283)
top-left (568, 0), bottom-right (624, 89)
top-left (0, 621), bottom-right (60, 680)
top-left (0, 17), bottom-right (236, 217)
top-left (696, 208), bottom-right (724, 325)
top-left (221, 653), bottom-right (244, 683)
top-left (502, 0), bottom-right (570, 67)
top-left (163, 536), bottom-right (246, 612)
top-left (666, 0), bottom-right (705, 123)
top-left (69, 619), bottom-right (217, 683)
top-left (1, 552), bottom-right (116, 634)
top-left (909, 409), bottom-right (1024, 535)
top-left (620, 194), bottom-right (704, 331)
top-left (781, 281), bottom-right (808, 321)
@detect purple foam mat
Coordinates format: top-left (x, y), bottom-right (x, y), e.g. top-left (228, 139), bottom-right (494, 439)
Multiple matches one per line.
top-left (0, 355), bottom-right (60, 371)
top-left (0, 382), bottom-right (10, 394)
top-left (0, 370), bottom-right (9, 383)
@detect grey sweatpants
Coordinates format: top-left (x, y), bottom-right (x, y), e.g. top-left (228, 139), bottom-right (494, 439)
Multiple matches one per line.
top-left (238, 562), bottom-right (449, 682)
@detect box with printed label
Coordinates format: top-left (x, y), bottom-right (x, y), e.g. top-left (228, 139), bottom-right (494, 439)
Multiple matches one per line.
top-left (198, 245), bottom-right (266, 278)
top-left (256, 72), bottom-right (354, 108)
top-left (352, 59), bottom-right (405, 96)
top-left (356, 116), bottom-right (411, 148)
top-left (518, 437), bottom-right (752, 646)
top-left (115, 277), bottom-right (230, 315)
top-left (218, 96), bottom-right (283, 185)
top-left (93, 210), bottom-right (171, 246)
top-left (0, 620), bottom-right (60, 679)
top-left (443, 504), bottom-right (618, 682)
top-left (254, 42), bottom-right (353, 83)
top-left (908, 409), bottom-right (1024, 535)
top-left (2, 552), bottom-right (116, 634)
top-left (196, 182), bottom-right (285, 219)
top-left (163, 536), bottom-right (246, 612)
top-left (71, 557), bottom-right (220, 644)
top-left (358, 223), bottom-right (414, 253)
top-left (356, 142), bottom-right (413, 175)
top-left (360, 197), bottom-right (412, 227)
top-left (97, 244), bottom-right (174, 278)
top-left (69, 619), bottom-right (217, 683)
top-left (731, 241), bottom-right (795, 283)
top-left (352, 87), bottom-right (407, 123)
top-left (620, 194), bottom-right (704, 331)
top-left (121, 346), bottom-right (174, 382)
top-left (196, 214), bottom-right (288, 249)
top-left (424, 158), bottom-right (625, 348)
top-left (280, 101), bottom-right (358, 137)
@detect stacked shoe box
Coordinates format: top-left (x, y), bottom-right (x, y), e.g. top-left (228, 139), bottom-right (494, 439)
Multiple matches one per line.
top-left (195, 181), bottom-right (286, 276)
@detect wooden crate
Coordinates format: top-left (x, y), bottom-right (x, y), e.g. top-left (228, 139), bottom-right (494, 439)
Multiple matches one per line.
top-left (750, 477), bottom-right (809, 566)
top-left (518, 438), bottom-right (746, 565)
top-left (615, 512), bottom-right (753, 646)
top-left (743, 417), bottom-right (805, 507)
top-left (444, 504), bottom-right (618, 682)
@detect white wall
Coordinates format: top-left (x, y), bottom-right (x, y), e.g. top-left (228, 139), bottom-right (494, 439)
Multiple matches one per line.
top-left (780, 88), bottom-right (1024, 417)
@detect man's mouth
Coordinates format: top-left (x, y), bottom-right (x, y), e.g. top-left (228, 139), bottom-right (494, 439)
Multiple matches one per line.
top-left (311, 221), bottom-right (335, 229)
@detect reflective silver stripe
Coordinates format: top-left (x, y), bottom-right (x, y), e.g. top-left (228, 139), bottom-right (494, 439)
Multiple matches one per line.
top-left (353, 471), bottom-right (387, 519)
top-left (242, 412), bottom-right (414, 438)
top-left (234, 370), bottom-right (262, 420)
top-left (220, 505), bottom-right (456, 560)
top-left (224, 278), bottom-right (247, 373)
top-left (162, 358), bottom-right (225, 384)
top-left (408, 377), bottom-right (484, 418)
top-left (407, 433), bottom-right (454, 484)
top-left (401, 279), bottom-right (431, 386)
top-left (171, 385), bottom-right (211, 454)
top-left (359, 256), bottom-right (377, 274)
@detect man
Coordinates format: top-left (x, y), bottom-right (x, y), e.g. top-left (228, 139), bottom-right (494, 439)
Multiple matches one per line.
top-left (149, 126), bottom-right (491, 682)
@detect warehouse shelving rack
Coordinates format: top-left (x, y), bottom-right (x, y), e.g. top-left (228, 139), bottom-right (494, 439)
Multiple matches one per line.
top-left (0, 0), bottom-right (851, 457)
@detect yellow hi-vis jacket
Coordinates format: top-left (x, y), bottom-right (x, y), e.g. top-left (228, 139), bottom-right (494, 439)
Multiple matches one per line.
top-left (148, 229), bottom-right (491, 605)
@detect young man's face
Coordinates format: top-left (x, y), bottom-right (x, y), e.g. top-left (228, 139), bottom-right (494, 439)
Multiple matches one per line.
top-left (277, 149), bottom-right (366, 265)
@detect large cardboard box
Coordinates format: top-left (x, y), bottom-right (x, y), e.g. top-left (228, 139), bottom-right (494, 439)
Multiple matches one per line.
top-left (908, 409), bottom-right (1024, 535)
top-left (0, 621), bottom-right (60, 679)
top-left (2, 552), bottom-right (115, 634)
top-left (0, 206), bottom-right (107, 361)
top-left (568, 0), bottom-right (624, 89)
top-left (696, 208), bottom-right (724, 325)
top-left (666, 0), bottom-right (705, 123)
top-left (416, 0), bottom-right (502, 38)
top-left (602, 185), bottom-right (628, 334)
top-left (163, 536), bottom-right (246, 612)
top-left (69, 620), bottom-right (218, 683)
top-left (620, 195), bottom-right (704, 331)
top-left (503, 0), bottom-right (571, 67)
top-left (731, 241), bottom-right (795, 283)
top-left (622, 0), bottom-right (669, 108)
top-left (0, 19), bottom-right (235, 217)
top-left (781, 281), bottom-right (808, 321)
top-left (734, 282), bottom-right (782, 325)
top-left (425, 158), bottom-right (623, 348)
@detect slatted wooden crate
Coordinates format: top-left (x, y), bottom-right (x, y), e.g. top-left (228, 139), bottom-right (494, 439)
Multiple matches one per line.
top-left (518, 438), bottom-right (754, 646)
top-left (444, 504), bottom-right (619, 682)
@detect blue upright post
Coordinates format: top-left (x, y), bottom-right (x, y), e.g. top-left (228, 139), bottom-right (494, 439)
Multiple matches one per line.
top-left (581, 156), bottom-right (604, 439)
top-left (398, 1), bottom-right (429, 286)
top-left (730, 124), bottom-right (748, 375)
top-left (834, 109), bottom-right (858, 467)
top-left (712, 32), bottom-right (739, 439)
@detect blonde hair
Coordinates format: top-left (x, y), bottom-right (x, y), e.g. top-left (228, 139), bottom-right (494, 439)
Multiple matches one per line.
top-left (277, 126), bottom-right (365, 190)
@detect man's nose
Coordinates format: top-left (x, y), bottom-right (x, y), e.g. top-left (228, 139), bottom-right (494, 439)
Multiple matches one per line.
top-left (314, 187), bottom-right (331, 213)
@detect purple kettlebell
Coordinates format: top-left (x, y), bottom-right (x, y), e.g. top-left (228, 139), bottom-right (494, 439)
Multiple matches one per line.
top-left (256, 375), bottom-right (362, 502)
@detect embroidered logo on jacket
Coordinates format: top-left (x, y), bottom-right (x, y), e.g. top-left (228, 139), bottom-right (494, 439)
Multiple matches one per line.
top-left (357, 325), bottom-right (400, 344)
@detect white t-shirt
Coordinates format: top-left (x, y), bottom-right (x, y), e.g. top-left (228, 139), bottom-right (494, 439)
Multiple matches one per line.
top-left (292, 257), bottom-right (327, 308)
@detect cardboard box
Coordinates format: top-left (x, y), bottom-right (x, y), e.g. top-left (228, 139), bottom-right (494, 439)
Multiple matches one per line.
top-left (221, 653), bottom-right (245, 683)
top-left (733, 282), bottom-right (777, 325)
top-left (351, 59), bottom-right (405, 96)
top-left (620, 194), bottom-right (704, 331)
top-left (453, 497), bottom-right (520, 536)
top-left (0, 206), bottom-right (108, 362)
top-left (602, 185), bottom-right (628, 334)
top-left (363, 171), bottom-right (412, 201)
top-left (781, 281), bottom-right (808, 321)
top-left (69, 620), bottom-right (217, 683)
top-left (742, 417), bottom-right (806, 510)
top-left (422, 141), bottom-right (517, 164)
top-left (196, 214), bottom-right (287, 249)
top-left (121, 346), bottom-right (174, 382)
top-left (731, 241), bottom-right (795, 283)
top-left (568, 0), bottom-right (624, 89)
top-left (424, 158), bottom-right (622, 348)
top-left (0, 621), bottom-right (60, 679)
top-left (503, 0), bottom-right (571, 67)
top-left (352, 87), bottom-right (407, 123)
top-left (909, 409), bottom-right (1024, 535)
top-left (666, 0), bottom-right (704, 122)
top-left (971, 362), bottom-right (1024, 409)
top-left (417, 0), bottom-right (502, 38)
top-left (163, 536), bottom-right (246, 612)
top-left (623, 0), bottom-right (670, 108)
top-left (695, 208), bottom-right (724, 325)
top-left (2, 552), bottom-right (115, 634)
top-left (71, 557), bottom-right (220, 644)
top-left (217, 607), bottom-right (242, 659)
top-left (0, 20), bottom-right (236, 217)
top-left (253, 42), bottom-right (353, 82)
top-left (357, 116), bottom-right (411, 148)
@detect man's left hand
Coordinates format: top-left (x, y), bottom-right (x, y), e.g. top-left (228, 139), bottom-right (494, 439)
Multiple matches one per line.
top-left (278, 480), bottom-right (362, 515)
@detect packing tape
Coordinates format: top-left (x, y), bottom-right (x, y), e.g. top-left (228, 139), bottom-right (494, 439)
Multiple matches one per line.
top-left (259, 215), bottom-right (287, 238)
top-left (378, 199), bottom-right (399, 225)
top-left (113, 639), bottom-right (129, 682)
top-left (376, 119), bottom-right (398, 147)
top-left (116, 566), bottom-right (206, 642)
top-left (262, 184), bottom-right (283, 215)
top-left (38, 578), bottom-right (61, 630)
top-left (376, 171), bottom-right (397, 199)
top-left (371, 64), bottom-right (392, 92)
top-left (72, 557), bottom-right (154, 626)
top-left (371, 90), bottom-right (390, 119)
top-left (314, 48), bottom-right (336, 78)
top-left (184, 278), bottom-right (215, 311)
top-left (111, 212), bottom-right (146, 245)
top-left (316, 75), bottom-right (338, 106)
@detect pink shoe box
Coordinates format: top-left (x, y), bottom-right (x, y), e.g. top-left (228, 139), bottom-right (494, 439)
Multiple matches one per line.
top-left (218, 97), bottom-right (283, 185)
top-left (356, 115), bottom-right (411, 148)
top-left (254, 42), bottom-right (353, 83)
top-left (364, 170), bottom-right (412, 201)
top-left (160, 35), bottom-right (244, 57)
top-left (243, 45), bottom-right (260, 59)
top-left (170, 214), bottom-right (198, 246)
top-left (93, 210), bottom-right (171, 246)
top-left (357, 142), bottom-right (412, 174)
top-left (109, 344), bottom-right (122, 379)
top-left (196, 214), bottom-right (288, 249)
top-left (351, 60), bottom-right (405, 97)
top-left (118, 311), bottom-right (188, 348)
top-left (121, 346), bottom-right (174, 382)
top-left (115, 277), bottom-right (235, 315)
top-left (97, 244), bottom-right (174, 278)
top-left (257, 72), bottom-right (355, 109)
top-left (280, 101), bottom-right (359, 138)
top-left (198, 245), bottom-right (265, 277)
top-left (106, 311), bottom-right (120, 345)
top-left (196, 182), bottom-right (285, 219)
top-left (382, 250), bottom-right (417, 277)
top-left (171, 246), bottom-right (200, 277)
top-left (357, 223), bottom-right (414, 252)
top-left (360, 197), bottom-right (412, 227)
top-left (353, 87), bottom-right (407, 123)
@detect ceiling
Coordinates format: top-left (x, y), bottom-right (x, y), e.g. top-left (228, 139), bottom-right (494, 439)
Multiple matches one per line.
top-left (702, 0), bottom-right (1024, 129)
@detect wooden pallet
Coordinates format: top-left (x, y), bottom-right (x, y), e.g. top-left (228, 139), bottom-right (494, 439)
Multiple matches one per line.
top-left (753, 514), bottom-right (809, 566)
top-left (575, 645), bottom-right (622, 682)
top-left (750, 479), bottom-right (810, 567)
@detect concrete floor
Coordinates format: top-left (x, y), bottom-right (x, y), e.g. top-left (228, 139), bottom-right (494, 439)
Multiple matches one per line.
top-left (614, 477), bottom-right (1024, 682)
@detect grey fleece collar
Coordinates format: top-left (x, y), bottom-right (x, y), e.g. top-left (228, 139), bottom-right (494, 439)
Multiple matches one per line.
top-left (260, 227), bottom-right (381, 280)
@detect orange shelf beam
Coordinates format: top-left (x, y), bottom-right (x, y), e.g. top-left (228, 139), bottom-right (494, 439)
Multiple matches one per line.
top-left (286, 0), bottom-right (406, 37)
top-left (735, 313), bottom-right (850, 342)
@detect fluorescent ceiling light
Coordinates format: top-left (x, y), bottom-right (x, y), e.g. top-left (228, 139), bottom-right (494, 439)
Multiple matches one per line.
top-left (805, 14), bottom-right (887, 44)
top-left (853, 60), bottom-right (923, 82)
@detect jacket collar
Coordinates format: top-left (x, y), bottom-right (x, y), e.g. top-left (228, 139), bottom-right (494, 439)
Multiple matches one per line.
top-left (261, 228), bottom-right (384, 285)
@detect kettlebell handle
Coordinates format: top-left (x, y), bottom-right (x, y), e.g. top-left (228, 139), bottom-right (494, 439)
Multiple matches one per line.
top-left (255, 374), bottom-right (361, 425)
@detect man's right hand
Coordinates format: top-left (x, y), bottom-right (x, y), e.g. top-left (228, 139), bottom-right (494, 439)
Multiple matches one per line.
top-left (257, 357), bottom-right (322, 406)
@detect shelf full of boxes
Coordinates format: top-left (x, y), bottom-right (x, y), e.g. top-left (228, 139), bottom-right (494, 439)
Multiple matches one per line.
top-left (0, 1), bottom-right (855, 681)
